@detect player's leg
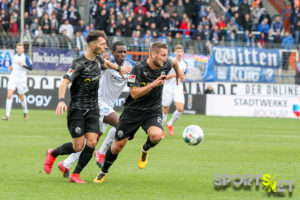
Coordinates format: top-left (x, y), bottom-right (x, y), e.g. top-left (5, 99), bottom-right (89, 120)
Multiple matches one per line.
top-left (44, 109), bottom-right (84, 175)
top-left (2, 89), bottom-right (14, 120)
top-left (18, 94), bottom-right (28, 120)
top-left (93, 137), bottom-right (129, 183)
top-left (96, 112), bottom-right (119, 166)
top-left (139, 113), bottom-right (164, 168)
top-left (167, 90), bottom-right (185, 136)
top-left (138, 126), bottom-right (163, 169)
top-left (69, 109), bottom-right (100, 183)
top-left (94, 111), bottom-right (140, 183)
top-left (161, 90), bottom-right (173, 138)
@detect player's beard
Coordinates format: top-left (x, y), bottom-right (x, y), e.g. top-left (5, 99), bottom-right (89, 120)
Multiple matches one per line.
top-left (153, 58), bottom-right (163, 68)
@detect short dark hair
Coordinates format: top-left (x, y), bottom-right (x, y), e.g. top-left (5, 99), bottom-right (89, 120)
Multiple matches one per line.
top-left (86, 30), bottom-right (107, 44)
top-left (112, 41), bottom-right (126, 52)
top-left (16, 43), bottom-right (24, 47)
top-left (149, 42), bottom-right (168, 54)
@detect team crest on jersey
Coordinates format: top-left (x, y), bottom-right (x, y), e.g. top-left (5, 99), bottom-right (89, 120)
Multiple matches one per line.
top-left (128, 75), bottom-right (136, 83)
top-left (117, 130), bottom-right (124, 138)
top-left (67, 68), bottom-right (74, 76)
top-left (75, 127), bottom-right (81, 135)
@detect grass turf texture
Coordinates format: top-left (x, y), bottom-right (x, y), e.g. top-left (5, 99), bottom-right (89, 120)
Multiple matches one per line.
top-left (0, 108), bottom-right (299, 200)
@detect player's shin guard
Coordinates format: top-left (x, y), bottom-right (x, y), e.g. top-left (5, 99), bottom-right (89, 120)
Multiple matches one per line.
top-left (52, 142), bottom-right (76, 157)
top-left (101, 147), bottom-right (119, 173)
top-left (73, 145), bottom-right (94, 174)
top-left (142, 136), bottom-right (160, 152)
top-left (21, 97), bottom-right (28, 114)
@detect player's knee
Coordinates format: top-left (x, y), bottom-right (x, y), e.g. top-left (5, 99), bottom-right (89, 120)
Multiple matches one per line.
top-left (112, 141), bottom-right (125, 154)
top-left (177, 107), bottom-right (184, 113)
top-left (150, 132), bottom-right (162, 143)
top-left (73, 143), bottom-right (84, 152)
top-left (86, 139), bottom-right (98, 148)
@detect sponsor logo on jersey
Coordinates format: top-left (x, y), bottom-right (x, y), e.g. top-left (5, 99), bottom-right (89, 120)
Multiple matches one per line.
top-left (67, 68), bottom-right (74, 76)
top-left (128, 75), bottom-right (136, 83)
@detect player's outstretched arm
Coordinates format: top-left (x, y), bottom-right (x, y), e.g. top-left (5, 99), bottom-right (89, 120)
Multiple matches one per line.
top-left (172, 59), bottom-right (183, 85)
top-left (130, 75), bottom-right (166, 99)
top-left (103, 60), bottom-right (131, 79)
top-left (56, 78), bottom-right (70, 116)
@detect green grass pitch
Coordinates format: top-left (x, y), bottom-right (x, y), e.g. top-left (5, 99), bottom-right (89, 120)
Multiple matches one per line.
top-left (0, 109), bottom-right (299, 200)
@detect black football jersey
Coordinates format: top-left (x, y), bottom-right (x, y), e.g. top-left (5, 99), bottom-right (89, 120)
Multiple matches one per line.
top-left (63, 55), bottom-right (105, 110)
top-left (124, 58), bottom-right (173, 113)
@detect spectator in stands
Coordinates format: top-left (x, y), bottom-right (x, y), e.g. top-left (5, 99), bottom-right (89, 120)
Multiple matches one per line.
top-left (142, 11), bottom-right (154, 29)
top-left (59, 19), bottom-right (74, 39)
top-left (48, 31), bottom-right (60, 48)
top-left (29, 9), bottom-right (38, 24)
top-left (41, 13), bottom-right (51, 34)
top-left (143, 30), bottom-right (153, 46)
top-left (158, 31), bottom-right (169, 43)
top-left (59, 29), bottom-right (72, 49)
top-left (179, 13), bottom-right (191, 38)
top-left (50, 13), bottom-right (59, 33)
top-left (8, 17), bottom-right (18, 38)
top-left (204, 23), bottom-right (211, 40)
top-left (281, 32), bottom-right (295, 69)
top-left (211, 25), bottom-right (220, 44)
top-left (72, 31), bottom-right (85, 54)
top-left (24, 12), bottom-right (32, 26)
top-left (149, 22), bottom-right (159, 38)
top-left (295, 12), bottom-right (300, 44)
top-left (47, 0), bottom-right (57, 17)
top-left (198, 6), bottom-right (207, 24)
top-left (238, 0), bottom-right (251, 20)
top-left (192, 24), bottom-right (205, 53)
top-left (272, 16), bottom-right (283, 33)
top-left (258, 18), bottom-right (270, 34)
top-left (257, 32), bottom-right (266, 48)
top-left (0, 0), bottom-right (10, 10)
top-left (106, 14), bottom-right (117, 36)
top-left (134, 1), bottom-right (146, 15)
top-left (274, 29), bottom-right (282, 47)
top-left (266, 30), bottom-right (275, 48)
top-left (176, 0), bottom-right (185, 20)
top-left (165, 1), bottom-right (176, 16)
top-left (55, 2), bottom-right (64, 24)
top-left (117, 19), bottom-right (131, 37)
top-left (34, 25), bottom-right (43, 38)
top-left (242, 13), bottom-right (252, 32)
top-left (95, 7), bottom-right (108, 31)
top-left (28, 1), bottom-right (37, 16)
top-left (1, 9), bottom-right (9, 31)
top-left (76, 19), bottom-right (85, 33)
top-left (82, 25), bottom-right (90, 40)
top-left (258, 8), bottom-right (271, 26)
top-left (68, 5), bottom-right (81, 26)
top-left (233, 12), bottom-right (243, 28)
top-left (170, 11), bottom-right (181, 30)
top-left (183, 0), bottom-right (193, 19)
top-left (158, 12), bottom-right (170, 33)
top-left (30, 17), bottom-right (40, 33)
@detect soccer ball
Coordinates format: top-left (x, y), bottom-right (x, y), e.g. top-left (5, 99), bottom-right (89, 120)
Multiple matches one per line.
top-left (182, 125), bottom-right (204, 145)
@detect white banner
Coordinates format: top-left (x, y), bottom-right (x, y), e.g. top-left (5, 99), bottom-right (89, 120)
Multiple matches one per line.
top-left (206, 95), bottom-right (300, 118)
top-left (184, 82), bottom-right (300, 97)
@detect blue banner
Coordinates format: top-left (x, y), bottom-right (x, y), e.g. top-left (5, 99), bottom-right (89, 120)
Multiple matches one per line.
top-left (213, 47), bottom-right (280, 83)
top-left (213, 46), bottom-right (280, 68)
top-left (32, 48), bottom-right (75, 71)
top-left (0, 49), bottom-right (14, 73)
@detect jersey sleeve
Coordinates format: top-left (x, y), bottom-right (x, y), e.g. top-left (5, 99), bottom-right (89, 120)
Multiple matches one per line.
top-left (23, 55), bottom-right (33, 71)
top-left (166, 58), bottom-right (174, 72)
top-left (63, 61), bottom-right (82, 82)
top-left (127, 65), bottom-right (141, 87)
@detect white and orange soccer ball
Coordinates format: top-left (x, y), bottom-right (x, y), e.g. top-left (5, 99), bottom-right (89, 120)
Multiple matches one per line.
top-left (182, 125), bottom-right (204, 145)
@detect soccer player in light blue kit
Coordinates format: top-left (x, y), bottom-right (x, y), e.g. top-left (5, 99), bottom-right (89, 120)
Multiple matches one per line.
top-left (2, 43), bottom-right (32, 121)
top-left (57, 41), bottom-right (135, 177)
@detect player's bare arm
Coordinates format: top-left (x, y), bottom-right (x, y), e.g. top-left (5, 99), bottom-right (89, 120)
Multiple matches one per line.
top-left (130, 75), bottom-right (166, 99)
top-left (103, 60), bottom-right (131, 79)
top-left (172, 59), bottom-right (183, 85)
top-left (56, 78), bottom-right (70, 116)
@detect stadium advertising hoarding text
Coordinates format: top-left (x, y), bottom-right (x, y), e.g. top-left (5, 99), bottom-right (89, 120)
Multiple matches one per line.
top-left (213, 47), bottom-right (280, 83)
top-left (0, 49), bottom-right (14, 73)
top-left (183, 82), bottom-right (300, 97)
top-left (206, 94), bottom-right (300, 118)
top-left (32, 47), bottom-right (74, 71)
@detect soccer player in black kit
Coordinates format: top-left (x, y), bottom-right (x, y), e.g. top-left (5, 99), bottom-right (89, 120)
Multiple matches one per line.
top-left (43, 30), bottom-right (130, 183)
top-left (94, 42), bottom-right (183, 183)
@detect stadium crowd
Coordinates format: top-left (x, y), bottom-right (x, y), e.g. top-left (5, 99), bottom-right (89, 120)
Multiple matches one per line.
top-left (0, 0), bottom-right (299, 53)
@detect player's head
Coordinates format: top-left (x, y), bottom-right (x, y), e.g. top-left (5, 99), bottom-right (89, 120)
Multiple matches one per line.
top-left (86, 30), bottom-right (107, 54)
top-left (149, 42), bottom-right (168, 68)
top-left (112, 41), bottom-right (127, 65)
top-left (16, 43), bottom-right (24, 55)
top-left (174, 44), bottom-right (184, 60)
